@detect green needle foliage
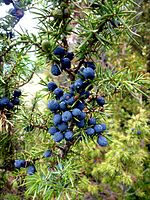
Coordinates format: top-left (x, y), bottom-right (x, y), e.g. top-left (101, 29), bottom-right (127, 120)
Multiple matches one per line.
top-left (25, 159), bottom-right (81, 200)
top-left (0, 0), bottom-right (149, 199)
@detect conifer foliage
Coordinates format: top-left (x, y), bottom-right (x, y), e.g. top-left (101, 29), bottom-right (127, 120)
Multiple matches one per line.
top-left (0, 0), bottom-right (149, 199)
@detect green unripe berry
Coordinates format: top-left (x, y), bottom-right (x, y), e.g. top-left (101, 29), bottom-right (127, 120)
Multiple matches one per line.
top-left (52, 9), bottom-right (63, 18)
top-left (41, 40), bottom-right (51, 51)
top-left (60, 2), bottom-right (68, 8)
top-left (66, 24), bottom-right (72, 32)
top-left (20, 35), bottom-right (27, 40)
top-left (63, 8), bottom-right (71, 18)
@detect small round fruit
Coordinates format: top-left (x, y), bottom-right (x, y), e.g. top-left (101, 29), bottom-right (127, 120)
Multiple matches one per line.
top-left (94, 124), bottom-right (103, 133)
top-left (27, 165), bottom-right (36, 175)
top-left (84, 61), bottom-right (96, 70)
top-left (51, 64), bottom-right (61, 76)
top-left (7, 102), bottom-right (14, 110)
top-left (14, 159), bottom-right (26, 169)
top-left (64, 130), bottom-right (73, 141)
top-left (78, 112), bottom-right (86, 120)
top-left (48, 126), bottom-right (58, 135)
top-left (63, 8), bottom-right (71, 18)
top-left (43, 150), bottom-right (52, 158)
top-left (76, 119), bottom-right (85, 128)
top-left (12, 97), bottom-right (20, 105)
top-left (0, 97), bottom-right (9, 108)
top-left (54, 88), bottom-right (64, 98)
top-left (52, 9), bottom-right (63, 19)
top-left (65, 23), bottom-right (72, 32)
top-left (96, 96), bottom-right (105, 106)
top-left (97, 135), bottom-right (108, 147)
top-left (13, 89), bottom-right (21, 97)
top-left (66, 97), bottom-right (75, 105)
top-left (16, 9), bottom-right (24, 19)
top-left (66, 52), bottom-right (74, 60)
top-left (101, 123), bottom-right (106, 131)
top-left (72, 108), bottom-right (82, 117)
top-left (53, 132), bottom-right (64, 142)
top-left (86, 128), bottom-right (95, 135)
top-left (3, 0), bottom-right (12, 5)
top-left (47, 82), bottom-right (57, 91)
top-left (53, 46), bottom-right (65, 57)
top-left (61, 57), bottom-right (71, 69)
top-left (74, 79), bottom-right (84, 91)
top-left (137, 130), bottom-right (142, 135)
top-left (62, 111), bottom-right (72, 122)
top-left (57, 122), bottom-right (68, 132)
top-left (59, 101), bottom-right (67, 111)
top-left (61, 93), bottom-right (72, 101)
top-left (80, 90), bottom-right (90, 99)
top-left (88, 118), bottom-right (96, 126)
top-left (53, 114), bottom-right (62, 125)
top-left (76, 101), bottom-right (85, 111)
top-left (41, 40), bottom-right (50, 51)
top-left (83, 67), bottom-right (95, 80)
top-left (60, 2), bottom-right (68, 8)
top-left (9, 8), bottom-right (24, 19)
top-left (48, 100), bottom-right (59, 112)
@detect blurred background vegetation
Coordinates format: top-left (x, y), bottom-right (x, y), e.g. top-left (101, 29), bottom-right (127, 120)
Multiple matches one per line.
top-left (0, 0), bottom-right (149, 199)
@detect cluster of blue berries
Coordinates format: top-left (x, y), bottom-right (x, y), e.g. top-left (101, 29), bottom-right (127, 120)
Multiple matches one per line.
top-left (2, 0), bottom-right (12, 5)
top-left (51, 46), bottom-right (74, 76)
top-left (14, 48), bottom-right (108, 176)
top-left (48, 46), bottom-right (108, 147)
top-left (9, 7), bottom-right (24, 20)
top-left (2, 0), bottom-right (24, 20)
top-left (14, 159), bottom-right (36, 175)
top-left (0, 89), bottom-right (21, 110)
top-left (131, 128), bottom-right (142, 135)
top-left (1, 0), bottom-right (31, 34)
top-left (14, 149), bottom-right (52, 175)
